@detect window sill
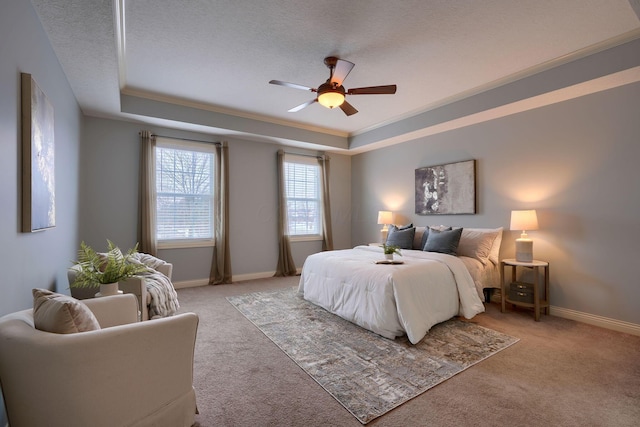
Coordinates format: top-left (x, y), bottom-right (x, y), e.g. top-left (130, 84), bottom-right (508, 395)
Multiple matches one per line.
top-left (289, 235), bottom-right (322, 243)
top-left (158, 240), bottom-right (215, 249)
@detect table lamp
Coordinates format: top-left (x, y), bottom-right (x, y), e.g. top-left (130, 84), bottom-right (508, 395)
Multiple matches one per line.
top-left (377, 211), bottom-right (393, 243)
top-left (510, 210), bottom-right (538, 262)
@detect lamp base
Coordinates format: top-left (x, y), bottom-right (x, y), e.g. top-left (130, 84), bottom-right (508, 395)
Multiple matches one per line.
top-left (380, 228), bottom-right (388, 244)
top-left (515, 238), bottom-right (533, 263)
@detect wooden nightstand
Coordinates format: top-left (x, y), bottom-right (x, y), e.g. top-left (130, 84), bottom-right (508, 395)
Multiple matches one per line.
top-left (500, 259), bottom-right (549, 321)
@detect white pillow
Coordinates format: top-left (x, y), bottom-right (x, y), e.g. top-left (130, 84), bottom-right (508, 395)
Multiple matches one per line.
top-left (489, 227), bottom-right (503, 265)
top-left (413, 227), bottom-right (427, 250)
top-left (457, 228), bottom-right (503, 265)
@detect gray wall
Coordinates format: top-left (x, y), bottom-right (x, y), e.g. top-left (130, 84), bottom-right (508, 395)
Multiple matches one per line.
top-left (0, 0), bottom-right (83, 423)
top-left (0, 1), bottom-right (82, 311)
top-left (351, 82), bottom-right (640, 325)
top-left (80, 117), bottom-right (352, 283)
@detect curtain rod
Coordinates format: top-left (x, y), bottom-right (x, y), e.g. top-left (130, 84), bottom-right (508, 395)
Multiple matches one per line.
top-left (140, 132), bottom-right (221, 146)
top-left (283, 151), bottom-right (326, 160)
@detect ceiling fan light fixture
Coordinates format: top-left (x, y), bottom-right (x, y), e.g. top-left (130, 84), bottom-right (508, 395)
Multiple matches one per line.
top-left (317, 82), bottom-right (345, 109)
top-left (318, 91), bottom-right (345, 109)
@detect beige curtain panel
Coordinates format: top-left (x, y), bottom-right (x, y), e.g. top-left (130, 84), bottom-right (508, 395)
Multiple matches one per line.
top-left (209, 142), bottom-right (232, 284)
top-left (138, 130), bottom-right (158, 256)
top-left (318, 155), bottom-right (334, 252)
top-left (275, 149), bottom-right (297, 276)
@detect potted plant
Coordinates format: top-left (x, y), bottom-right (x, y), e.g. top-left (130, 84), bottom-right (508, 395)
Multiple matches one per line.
top-left (70, 240), bottom-right (148, 296)
top-left (380, 243), bottom-right (402, 261)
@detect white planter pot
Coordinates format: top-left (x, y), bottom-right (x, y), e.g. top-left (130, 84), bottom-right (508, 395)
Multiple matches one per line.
top-left (385, 253), bottom-right (394, 261)
top-left (95, 282), bottom-right (120, 298)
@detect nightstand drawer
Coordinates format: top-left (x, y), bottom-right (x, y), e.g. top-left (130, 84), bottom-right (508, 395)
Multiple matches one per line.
top-left (509, 281), bottom-right (534, 303)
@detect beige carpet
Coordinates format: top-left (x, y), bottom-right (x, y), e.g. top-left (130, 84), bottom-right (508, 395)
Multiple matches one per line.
top-left (177, 276), bottom-right (640, 427)
top-left (227, 287), bottom-right (518, 424)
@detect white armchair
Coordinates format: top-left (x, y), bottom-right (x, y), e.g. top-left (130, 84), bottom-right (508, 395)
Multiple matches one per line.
top-left (0, 293), bottom-right (198, 427)
top-left (68, 254), bottom-right (174, 321)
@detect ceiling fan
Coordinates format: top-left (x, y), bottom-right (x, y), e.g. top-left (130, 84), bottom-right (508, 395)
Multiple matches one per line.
top-left (269, 56), bottom-right (397, 116)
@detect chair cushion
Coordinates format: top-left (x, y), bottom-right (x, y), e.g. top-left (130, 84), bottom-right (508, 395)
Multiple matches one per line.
top-left (32, 288), bottom-right (101, 334)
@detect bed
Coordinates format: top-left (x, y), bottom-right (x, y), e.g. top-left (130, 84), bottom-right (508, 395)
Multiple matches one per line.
top-left (298, 226), bottom-right (503, 344)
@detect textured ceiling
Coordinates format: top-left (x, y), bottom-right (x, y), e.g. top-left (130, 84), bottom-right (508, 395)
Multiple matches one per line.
top-left (32, 0), bottom-right (640, 147)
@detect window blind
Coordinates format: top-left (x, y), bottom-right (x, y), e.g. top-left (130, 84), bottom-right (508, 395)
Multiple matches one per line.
top-left (284, 155), bottom-right (321, 236)
top-left (155, 141), bottom-right (214, 242)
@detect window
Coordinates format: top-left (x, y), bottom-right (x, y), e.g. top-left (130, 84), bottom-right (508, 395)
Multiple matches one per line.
top-left (284, 154), bottom-right (322, 239)
top-left (155, 138), bottom-right (215, 248)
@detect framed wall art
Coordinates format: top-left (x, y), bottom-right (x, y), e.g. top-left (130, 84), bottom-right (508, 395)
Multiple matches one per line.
top-left (21, 73), bottom-right (55, 232)
top-left (415, 159), bottom-right (476, 215)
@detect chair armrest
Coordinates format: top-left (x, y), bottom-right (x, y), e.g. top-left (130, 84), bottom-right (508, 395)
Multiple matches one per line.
top-left (134, 253), bottom-right (173, 281)
top-left (83, 294), bottom-right (139, 327)
top-left (156, 262), bottom-right (173, 280)
top-left (67, 265), bottom-right (79, 287)
top-left (68, 266), bottom-right (97, 300)
top-left (0, 312), bottom-right (199, 427)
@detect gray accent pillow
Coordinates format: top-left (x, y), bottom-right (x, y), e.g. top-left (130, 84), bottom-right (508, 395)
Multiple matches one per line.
top-left (420, 226), bottom-right (452, 250)
top-left (386, 224), bottom-right (416, 249)
top-left (422, 228), bottom-right (463, 255)
top-left (396, 223), bottom-right (413, 230)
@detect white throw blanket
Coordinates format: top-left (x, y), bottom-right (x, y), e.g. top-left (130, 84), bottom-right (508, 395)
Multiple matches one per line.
top-left (139, 269), bottom-right (180, 318)
top-left (299, 245), bottom-right (485, 344)
top-left (131, 253), bottom-right (180, 318)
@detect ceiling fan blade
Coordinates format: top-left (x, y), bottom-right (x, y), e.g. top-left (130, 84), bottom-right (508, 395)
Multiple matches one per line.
top-left (269, 80), bottom-right (315, 92)
top-left (339, 100), bottom-right (358, 116)
top-left (330, 59), bottom-right (355, 86)
top-left (347, 85), bottom-right (397, 95)
top-left (288, 99), bottom-right (317, 112)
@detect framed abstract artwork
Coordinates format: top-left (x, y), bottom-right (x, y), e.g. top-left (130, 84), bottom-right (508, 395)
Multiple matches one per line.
top-left (415, 159), bottom-right (476, 215)
top-left (21, 73), bottom-right (55, 232)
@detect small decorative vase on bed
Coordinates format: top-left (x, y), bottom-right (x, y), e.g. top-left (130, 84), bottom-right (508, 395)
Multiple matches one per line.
top-left (381, 243), bottom-right (401, 262)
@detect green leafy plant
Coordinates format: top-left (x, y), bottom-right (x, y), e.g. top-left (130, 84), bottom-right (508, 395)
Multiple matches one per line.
top-left (70, 240), bottom-right (148, 288)
top-left (381, 244), bottom-right (402, 256)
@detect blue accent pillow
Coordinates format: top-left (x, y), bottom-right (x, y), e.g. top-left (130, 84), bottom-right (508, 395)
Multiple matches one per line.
top-left (420, 228), bottom-right (430, 250)
top-left (420, 226), bottom-right (452, 250)
top-left (423, 228), bottom-right (463, 255)
top-left (386, 224), bottom-right (416, 249)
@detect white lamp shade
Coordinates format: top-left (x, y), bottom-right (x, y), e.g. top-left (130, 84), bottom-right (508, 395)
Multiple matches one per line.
top-left (377, 211), bottom-right (393, 225)
top-left (510, 210), bottom-right (538, 231)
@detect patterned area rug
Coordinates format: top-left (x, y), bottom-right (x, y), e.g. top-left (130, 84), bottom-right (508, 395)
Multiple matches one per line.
top-left (227, 287), bottom-right (518, 424)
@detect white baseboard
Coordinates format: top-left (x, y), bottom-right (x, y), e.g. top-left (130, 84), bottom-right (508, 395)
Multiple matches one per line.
top-left (173, 269), bottom-right (302, 289)
top-left (231, 271), bottom-right (278, 282)
top-left (233, 268), bottom-right (303, 282)
top-left (550, 305), bottom-right (640, 336)
top-left (172, 278), bottom-right (209, 289)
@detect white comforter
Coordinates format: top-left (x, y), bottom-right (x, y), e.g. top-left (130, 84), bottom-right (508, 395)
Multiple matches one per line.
top-left (298, 245), bottom-right (485, 344)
